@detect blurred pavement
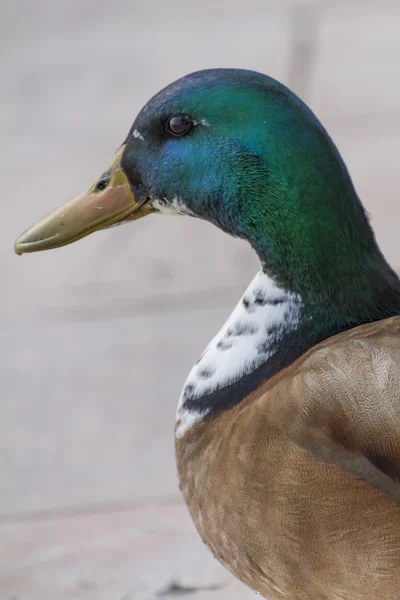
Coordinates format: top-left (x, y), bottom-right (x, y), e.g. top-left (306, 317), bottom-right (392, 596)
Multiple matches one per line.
top-left (1, 0), bottom-right (400, 598)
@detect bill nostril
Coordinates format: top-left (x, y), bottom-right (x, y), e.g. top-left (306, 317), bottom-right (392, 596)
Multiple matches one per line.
top-left (95, 174), bottom-right (110, 191)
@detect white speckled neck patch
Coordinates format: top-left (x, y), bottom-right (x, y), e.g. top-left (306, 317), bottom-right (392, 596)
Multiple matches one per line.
top-left (176, 270), bottom-right (302, 438)
top-left (151, 196), bottom-right (196, 217)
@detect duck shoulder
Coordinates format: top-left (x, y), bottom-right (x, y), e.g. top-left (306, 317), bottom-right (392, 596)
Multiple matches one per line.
top-left (270, 314), bottom-right (400, 494)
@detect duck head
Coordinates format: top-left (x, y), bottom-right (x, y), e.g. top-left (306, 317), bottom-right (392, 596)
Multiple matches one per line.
top-left (14, 68), bottom-right (397, 310)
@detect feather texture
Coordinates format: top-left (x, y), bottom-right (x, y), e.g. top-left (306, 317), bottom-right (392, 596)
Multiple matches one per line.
top-left (176, 317), bottom-right (400, 600)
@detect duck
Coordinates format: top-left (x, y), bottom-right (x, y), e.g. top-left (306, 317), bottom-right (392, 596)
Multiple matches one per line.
top-left (14, 68), bottom-right (400, 600)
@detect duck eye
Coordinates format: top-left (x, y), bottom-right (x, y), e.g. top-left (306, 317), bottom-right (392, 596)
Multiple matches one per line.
top-left (166, 114), bottom-right (193, 137)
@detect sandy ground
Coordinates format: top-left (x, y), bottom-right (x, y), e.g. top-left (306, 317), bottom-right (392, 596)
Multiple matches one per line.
top-left (1, 0), bottom-right (400, 598)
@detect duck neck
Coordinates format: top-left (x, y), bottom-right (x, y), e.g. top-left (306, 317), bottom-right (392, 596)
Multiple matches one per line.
top-left (176, 248), bottom-right (400, 437)
top-left (253, 220), bottom-right (400, 332)
top-left (247, 160), bottom-right (400, 329)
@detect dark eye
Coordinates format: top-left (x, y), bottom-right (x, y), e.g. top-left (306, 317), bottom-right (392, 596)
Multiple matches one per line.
top-left (166, 114), bottom-right (193, 137)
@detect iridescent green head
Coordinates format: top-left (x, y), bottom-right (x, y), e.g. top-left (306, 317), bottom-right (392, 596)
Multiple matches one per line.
top-left (15, 69), bottom-right (400, 318)
top-left (122, 69), bottom-right (374, 283)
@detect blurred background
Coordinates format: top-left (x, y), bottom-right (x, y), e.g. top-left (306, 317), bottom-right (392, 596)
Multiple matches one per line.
top-left (1, 0), bottom-right (400, 598)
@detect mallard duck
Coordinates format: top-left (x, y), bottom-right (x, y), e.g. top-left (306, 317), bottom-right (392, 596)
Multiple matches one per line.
top-left (14, 69), bottom-right (400, 600)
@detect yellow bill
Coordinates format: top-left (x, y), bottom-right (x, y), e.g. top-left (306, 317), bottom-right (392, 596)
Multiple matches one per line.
top-left (14, 144), bottom-right (151, 255)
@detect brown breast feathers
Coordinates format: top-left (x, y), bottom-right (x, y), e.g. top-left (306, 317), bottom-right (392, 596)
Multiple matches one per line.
top-left (176, 317), bottom-right (400, 600)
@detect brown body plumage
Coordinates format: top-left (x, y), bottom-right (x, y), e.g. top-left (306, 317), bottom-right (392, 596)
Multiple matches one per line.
top-left (176, 317), bottom-right (400, 600)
